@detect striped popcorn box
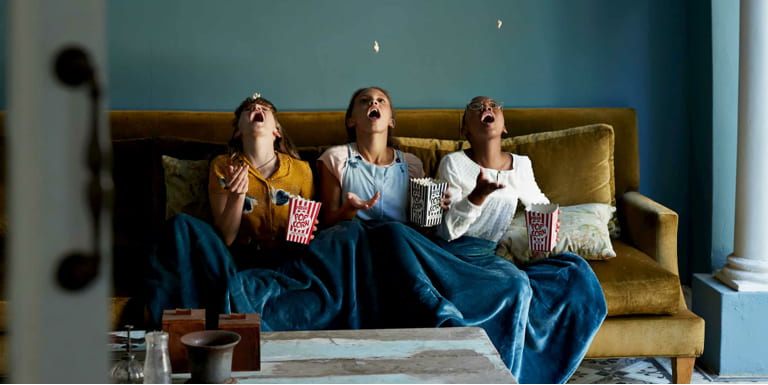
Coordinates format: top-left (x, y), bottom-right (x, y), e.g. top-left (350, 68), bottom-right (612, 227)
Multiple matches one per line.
top-left (286, 196), bottom-right (322, 244)
top-left (409, 178), bottom-right (448, 227)
top-left (525, 203), bottom-right (559, 252)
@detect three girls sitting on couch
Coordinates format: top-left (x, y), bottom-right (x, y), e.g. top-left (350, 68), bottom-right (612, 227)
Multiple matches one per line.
top-left (146, 87), bottom-right (607, 384)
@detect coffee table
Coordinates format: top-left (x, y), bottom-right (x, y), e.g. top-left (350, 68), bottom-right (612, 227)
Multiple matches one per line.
top-left (171, 326), bottom-right (516, 383)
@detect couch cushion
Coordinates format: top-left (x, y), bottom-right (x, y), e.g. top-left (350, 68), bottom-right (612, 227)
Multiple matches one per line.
top-left (590, 241), bottom-right (681, 316)
top-left (153, 137), bottom-right (227, 218)
top-left (585, 308), bottom-right (705, 358)
top-left (505, 124), bottom-right (615, 206)
top-left (161, 155), bottom-right (211, 221)
top-left (394, 137), bottom-right (468, 178)
top-left (501, 108), bottom-right (638, 199)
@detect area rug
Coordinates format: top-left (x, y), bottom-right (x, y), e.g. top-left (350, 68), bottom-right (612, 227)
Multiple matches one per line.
top-left (569, 357), bottom-right (768, 384)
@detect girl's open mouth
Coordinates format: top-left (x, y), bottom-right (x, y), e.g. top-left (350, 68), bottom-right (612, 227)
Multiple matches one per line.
top-left (481, 111), bottom-right (495, 123)
top-left (368, 108), bottom-right (381, 119)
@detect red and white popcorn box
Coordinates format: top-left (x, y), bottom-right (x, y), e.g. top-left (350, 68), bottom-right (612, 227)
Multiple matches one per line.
top-left (409, 178), bottom-right (448, 227)
top-left (286, 197), bottom-right (322, 244)
top-left (524, 203), bottom-right (559, 252)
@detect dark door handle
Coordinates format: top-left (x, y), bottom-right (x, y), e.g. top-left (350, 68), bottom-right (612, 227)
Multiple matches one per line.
top-left (52, 46), bottom-right (107, 291)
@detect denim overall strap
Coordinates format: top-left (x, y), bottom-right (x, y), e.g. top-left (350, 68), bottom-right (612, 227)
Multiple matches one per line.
top-left (341, 144), bottom-right (409, 222)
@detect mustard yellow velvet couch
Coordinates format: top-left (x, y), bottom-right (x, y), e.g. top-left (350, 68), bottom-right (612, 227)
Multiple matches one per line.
top-left (0, 108), bottom-right (704, 382)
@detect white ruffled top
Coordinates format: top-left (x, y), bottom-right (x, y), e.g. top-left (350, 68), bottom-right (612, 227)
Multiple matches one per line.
top-left (437, 151), bottom-right (549, 242)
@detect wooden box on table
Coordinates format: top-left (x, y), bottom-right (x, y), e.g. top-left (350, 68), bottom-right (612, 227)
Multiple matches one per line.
top-left (161, 308), bottom-right (205, 373)
top-left (219, 313), bottom-right (261, 371)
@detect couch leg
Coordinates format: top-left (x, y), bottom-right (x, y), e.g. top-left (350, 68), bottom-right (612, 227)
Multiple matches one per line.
top-left (672, 356), bottom-right (695, 384)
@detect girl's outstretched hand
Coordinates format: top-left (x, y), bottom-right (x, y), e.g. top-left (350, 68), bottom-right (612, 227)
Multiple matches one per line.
top-left (225, 163), bottom-right (249, 194)
top-left (346, 191), bottom-right (381, 211)
top-left (468, 169), bottom-right (505, 206)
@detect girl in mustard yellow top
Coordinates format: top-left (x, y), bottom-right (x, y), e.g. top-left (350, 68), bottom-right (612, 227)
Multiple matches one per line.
top-left (209, 151), bottom-right (313, 250)
top-left (146, 93), bottom-right (315, 328)
top-left (208, 94), bottom-right (314, 263)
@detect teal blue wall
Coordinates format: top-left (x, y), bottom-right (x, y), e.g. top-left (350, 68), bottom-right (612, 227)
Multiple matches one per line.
top-left (710, 0), bottom-right (738, 272)
top-left (2, 0), bottom-right (719, 283)
top-left (106, 0), bottom-right (678, 111)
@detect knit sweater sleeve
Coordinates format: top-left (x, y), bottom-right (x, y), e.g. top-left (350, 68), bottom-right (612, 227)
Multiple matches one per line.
top-left (436, 153), bottom-right (483, 241)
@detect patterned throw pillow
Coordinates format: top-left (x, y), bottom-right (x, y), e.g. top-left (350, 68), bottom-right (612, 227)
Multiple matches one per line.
top-left (496, 203), bottom-right (617, 264)
top-left (161, 155), bottom-right (210, 220)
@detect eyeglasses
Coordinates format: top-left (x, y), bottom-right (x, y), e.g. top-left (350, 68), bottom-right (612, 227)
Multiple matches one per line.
top-left (466, 101), bottom-right (503, 111)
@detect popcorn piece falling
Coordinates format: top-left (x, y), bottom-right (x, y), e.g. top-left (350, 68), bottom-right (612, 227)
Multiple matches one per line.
top-left (497, 19), bottom-right (503, 29)
top-left (373, 40), bottom-right (380, 53)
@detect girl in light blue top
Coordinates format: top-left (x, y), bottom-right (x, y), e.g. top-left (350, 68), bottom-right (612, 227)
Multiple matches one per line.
top-left (317, 86), bottom-right (427, 225)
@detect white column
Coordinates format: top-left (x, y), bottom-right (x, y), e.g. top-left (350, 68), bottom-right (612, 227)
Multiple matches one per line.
top-left (714, 0), bottom-right (768, 291)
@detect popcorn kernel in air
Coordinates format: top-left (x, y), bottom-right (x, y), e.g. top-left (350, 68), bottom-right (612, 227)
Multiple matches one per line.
top-left (373, 40), bottom-right (380, 53)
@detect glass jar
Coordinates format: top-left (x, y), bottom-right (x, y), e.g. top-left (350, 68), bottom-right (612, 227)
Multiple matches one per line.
top-left (143, 331), bottom-right (172, 384)
top-left (110, 353), bottom-right (144, 384)
top-left (110, 324), bottom-right (144, 384)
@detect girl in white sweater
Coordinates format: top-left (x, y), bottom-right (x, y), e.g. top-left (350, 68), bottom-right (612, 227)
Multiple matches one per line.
top-left (431, 96), bottom-right (607, 383)
top-left (437, 97), bottom-right (549, 244)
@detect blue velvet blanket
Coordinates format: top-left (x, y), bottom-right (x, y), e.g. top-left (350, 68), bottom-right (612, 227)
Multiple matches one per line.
top-left (146, 214), bottom-right (606, 384)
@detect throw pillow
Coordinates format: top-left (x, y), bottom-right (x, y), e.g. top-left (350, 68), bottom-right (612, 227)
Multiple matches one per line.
top-left (507, 124), bottom-right (615, 206)
top-left (496, 203), bottom-right (617, 265)
top-left (500, 137), bottom-right (517, 153)
top-left (161, 155), bottom-right (210, 220)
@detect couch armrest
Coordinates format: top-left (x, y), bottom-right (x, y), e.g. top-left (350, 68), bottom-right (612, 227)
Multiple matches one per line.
top-left (619, 191), bottom-right (679, 276)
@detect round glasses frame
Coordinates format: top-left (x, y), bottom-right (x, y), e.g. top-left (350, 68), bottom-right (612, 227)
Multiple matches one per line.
top-left (466, 101), bottom-right (503, 111)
